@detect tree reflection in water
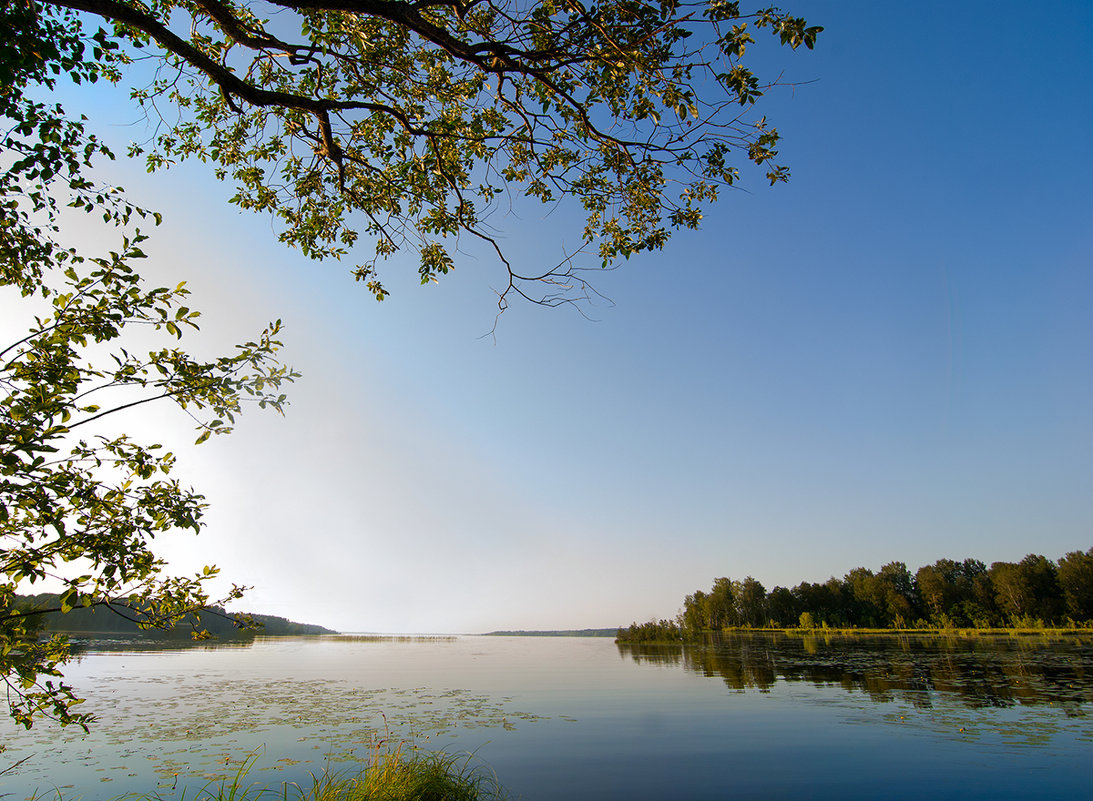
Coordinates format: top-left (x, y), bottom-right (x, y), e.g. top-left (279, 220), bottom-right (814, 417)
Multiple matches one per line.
top-left (617, 632), bottom-right (1093, 715)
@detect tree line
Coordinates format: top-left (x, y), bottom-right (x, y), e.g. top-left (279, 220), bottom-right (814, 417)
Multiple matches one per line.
top-left (617, 548), bottom-right (1093, 641)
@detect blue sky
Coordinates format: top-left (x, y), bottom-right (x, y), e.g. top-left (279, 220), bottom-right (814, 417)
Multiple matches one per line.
top-left (24, 1), bottom-right (1093, 631)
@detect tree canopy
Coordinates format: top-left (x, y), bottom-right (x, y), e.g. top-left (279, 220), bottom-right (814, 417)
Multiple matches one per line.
top-left (618, 548), bottom-right (1093, 641)
top-left (1, 0), bottom-right (296, 730)
top-left (2, 0), bottom-right (820, 731)
top-left (16, 0), bottom-right (820, 308)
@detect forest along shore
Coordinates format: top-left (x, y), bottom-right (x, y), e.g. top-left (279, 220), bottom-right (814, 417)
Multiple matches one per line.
top-left (619, 549), bottom-right (1093, 642)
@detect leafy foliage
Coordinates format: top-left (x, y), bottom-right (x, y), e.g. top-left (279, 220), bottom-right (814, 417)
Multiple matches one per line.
top-left (1, 1), bottom-right (297, 730)
top-left (27, 0), bottom-right (819, 308)
top-left (1, 0), bottom-right (821, 732)
top-left (615, 617), bottom-right (683, 643)
top-left (622, 548), bottom-right (1093, 640)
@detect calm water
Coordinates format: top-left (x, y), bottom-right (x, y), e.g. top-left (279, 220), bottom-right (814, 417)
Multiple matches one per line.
top-left (3, 633), bottom-right (1091, 800)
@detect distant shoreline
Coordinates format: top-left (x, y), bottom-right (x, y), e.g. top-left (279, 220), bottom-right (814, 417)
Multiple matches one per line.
top-left (13, 593), bottom-right (338, 637)
top-left (482, 628), bottom-right (619, 637)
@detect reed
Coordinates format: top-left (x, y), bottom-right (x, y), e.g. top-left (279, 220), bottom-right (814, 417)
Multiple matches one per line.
top-left (300, 745), bottom-right (505, 801)
top-left (111, 745), bottom-right (508, 801)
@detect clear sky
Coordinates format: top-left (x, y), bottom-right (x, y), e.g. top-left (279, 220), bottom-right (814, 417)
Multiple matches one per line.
top-left (23, 1), bottom-right (1093, 632)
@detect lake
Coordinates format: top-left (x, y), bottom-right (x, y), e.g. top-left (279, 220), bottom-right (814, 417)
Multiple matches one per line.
top-left (3, 632), bottom-right (1091, 800)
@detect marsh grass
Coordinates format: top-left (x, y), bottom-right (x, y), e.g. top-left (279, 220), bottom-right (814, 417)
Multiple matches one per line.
top-left (116, 744), bottom-right (508, 801)
top-left (617, 626), bottom-right (1093, 645)
top-left (783, 626), bottom-right (1090, 637)
top-left (322, 636), bottom-right (459, 644)
top-left (722, 625), bottom-right (1093, 637)
top-left (300, 746), bottom-right (506, 801)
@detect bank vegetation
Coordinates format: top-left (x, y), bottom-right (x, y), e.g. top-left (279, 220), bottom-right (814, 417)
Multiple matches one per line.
top-left (618, 548), bottom-right (1093, 642)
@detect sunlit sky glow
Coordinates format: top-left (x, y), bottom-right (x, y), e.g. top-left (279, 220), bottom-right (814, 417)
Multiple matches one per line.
top-left (15, 1), bottom-right (1092, 632)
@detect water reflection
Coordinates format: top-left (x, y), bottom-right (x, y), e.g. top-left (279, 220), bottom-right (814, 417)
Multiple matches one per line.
top-left (63, 632), bottom-right (457, 655)
top-left (618, 632), bottom-right (1093, 714)
top-left (65, 631), bottom-right (260, 654)
top-left (6, 635), bottom-right (1093, 801)
top-left (3, 635), bottom-right (549, 796)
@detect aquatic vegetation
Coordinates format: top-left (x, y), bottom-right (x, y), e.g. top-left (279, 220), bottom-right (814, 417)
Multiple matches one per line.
top-left (300, 746), bottom-right (507, 801)
top-left (324, 636), bottom-right (459, 644)
top-left (5, 660), bottom-right (545, 793)
top-left (9, 634), bottom-right (1093, 800)
top-left (109, 746), bottom-right (509, 801)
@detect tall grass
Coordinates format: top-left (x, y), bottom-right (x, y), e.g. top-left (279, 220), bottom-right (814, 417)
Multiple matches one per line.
top-left (115, 745), bottom-right (509, 801)
top-left (300, 745), bottom-right (505, 801)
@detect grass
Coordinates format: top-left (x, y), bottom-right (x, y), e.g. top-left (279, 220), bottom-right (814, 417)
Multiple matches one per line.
top-left (299, 746), bottom-right (506, 801)
top-left (108, 745), bottom-right (509, 801)
top-left (618, 625), bottom-right (1093, 645)
top-left (745, 626), bottom-right (1092, 637)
